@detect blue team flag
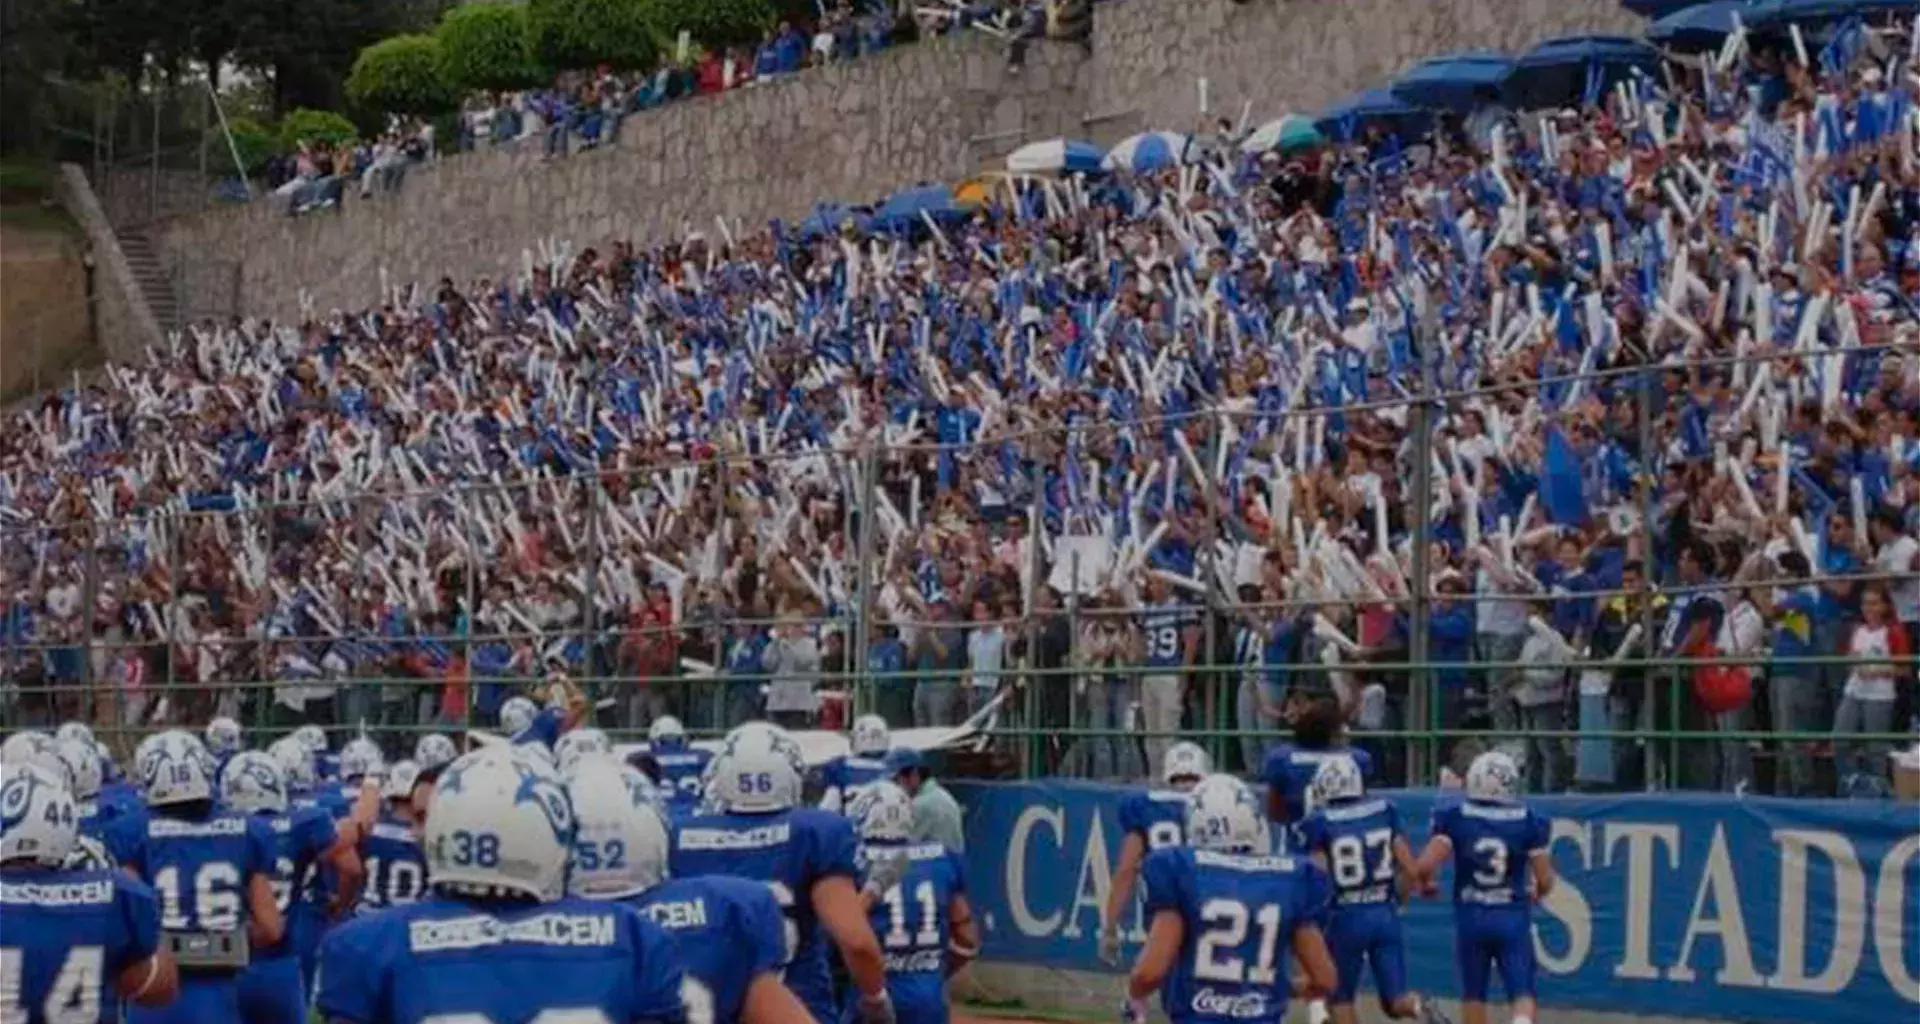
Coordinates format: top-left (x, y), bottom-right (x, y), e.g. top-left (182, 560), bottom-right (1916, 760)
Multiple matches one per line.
top-left (1542, 426), bottom-right (1590, 527)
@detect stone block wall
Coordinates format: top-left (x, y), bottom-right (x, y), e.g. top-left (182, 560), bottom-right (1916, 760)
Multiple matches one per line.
top-left (55, 164), bottom-right (164, 365)
top-left (147, 0), bottom-right (1646, 328)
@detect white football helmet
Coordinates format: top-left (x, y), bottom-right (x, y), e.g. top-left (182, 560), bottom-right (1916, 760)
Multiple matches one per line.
top-left (338, 737), bottom-right (385, 782)
top-left (1, 763), bottom-right (79, 866)
top-left (2, 731), bottom-right (73, 790)
top-left (1308, 755), bottom-right (1365, 809)
top-left (707, 722), bottom-right (805, 814)
top-left (136, 730), bottom-right (213, 806)
top-left (221, 751), bottom-right (288, 815)
top-left (647, 715), bottom-right (687, 752)
top-left (565, 754), bottom-right (671, 900)
top-left (1466, 751), bottom-right (1521, 804)
top-left (293, 724), bottom-right (329, 754)
top-left (499, 696), bottom-right (539, 736)
top-left (56, 739), bottom-right (104, 801)
top-left (848, 780), bottom-right (915, 844)
top-left (382, 760), bottom-right (421, 802)
top-left (555, 728), bottom-right (612, 775)
top-left (205, 716), bottom-right (243, 757)
top-left (1185, 774), bottom-right (1266, 854)
top-left (425, 747), bottom-right (575, 902)
top-left (55, 722), bottom-right (96, 749)
top-left (850, 715), bottom-right (891, 758)
top-left (414, 733), bottom-right (458, 771)
top-left (269, 737), bottom-right (316, 791)
top-left (1161, 741), bottom-right (1211, 789)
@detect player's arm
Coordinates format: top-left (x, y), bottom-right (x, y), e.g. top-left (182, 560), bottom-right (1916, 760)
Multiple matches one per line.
top-left (741, 971), bottom-right (816, 1024)
top-left (245, 870), bottom-right (286, 947)
top-left (811, 875), bottom-right (888, 1000)
top-left (1529, 847), bottom-right (1557, 901)
top-left (1391, 834), bottom-right (1420, 900)
top-left (1289, 924), bottom-right (1338, 1000)
top-left (1102, 831), bottom-right (1147, 940)
top-left (1411, 833), bottom-right (1452, 882)
top-left (1126, 909), bottom-right (1184, 1000)
top-left (324, 830), bottom-right (366, 916)
top-left (117, 944), bottom-right (179, 1007)
top-left (946, 892), bottom-right (980, 977)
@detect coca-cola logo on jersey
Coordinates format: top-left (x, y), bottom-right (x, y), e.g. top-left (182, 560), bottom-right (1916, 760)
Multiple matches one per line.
top-left (1188, 988), bottom-right (1270, 1019)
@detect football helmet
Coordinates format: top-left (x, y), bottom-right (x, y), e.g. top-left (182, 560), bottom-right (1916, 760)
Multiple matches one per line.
top-left (338, 737), bottom-right (385, 782)
top-left (1466, 751), bottom-right (1521, 804)
top-left (54, 721), bottom-right (96, 749)
top-left (848, 780), bottom-right (916, 844)
top-left (1185, 774), bottom-right (1266, 855)
top-left (1161, 741), bottom-right (1211, 789)
top-left (555, 728), bottom-right (612, 775)
top-left (499, 696), bottom-right (539, 736)
top-left (2, 731), bottom-right (72, 790)
top-left (425, 747), bottom-right (575, 902)
top-left (205, 716), bottom-right (243, 757)
top-left (414, 733), bottom-right (458, 771)
top-left (1308, 754), bottom-right (1366, 809)
top-left (221, 751), bottom-right (288, 815)
top-left (647, 716), bottom-right (687, 752)
top-left (382, 760), bottom-right (421, 802)
top-left (136, 730), bottom-right (214, 806)
top-left (565, 754), bottom-right (671, 900)
top-left (850, 715), bottom-right (891, 758)
top-left (56, 738), bottom-right (104, 801)
top-left (269, 736), bottom-right (316, 791)
top-left (1, 763), bottom-right (78, 866)
top-left (292, 724), bottom-right (329, 754)
top-left (706, 722), bottom-right (805, 814)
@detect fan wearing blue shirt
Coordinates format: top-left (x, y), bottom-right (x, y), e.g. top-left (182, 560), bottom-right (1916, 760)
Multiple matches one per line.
top-left (1, 763), bottom-right (180, 1021)
top-left (1099, 741), bottom-right (1209, 967)
top-left (1124, 774), bottom-right (1337, 1024)
top-left (668, 722), bottom-right (893, 1024)
top-left (112, 730), bottom-right (284, 1024)
top-left (567, 753), bottom-right (814, 1024)
top-left (317, 747), bottom-right (690, 1024)
top-left (1412, 752), bottom-right (1556, 1024)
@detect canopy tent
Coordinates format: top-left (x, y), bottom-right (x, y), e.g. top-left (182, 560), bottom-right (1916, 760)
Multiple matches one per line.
top-left (870, 184), bottom-right (969, 231)
top-left (1620, 0), bottom-right (1722, 16)
top-left (1648, 0), bottom-right (1751, 49)
top-left (1744, 0), bottom-right (1919, 26)
top-left (1314, 87), bottom-right (1434, 142)
top-left (1239, 114), bottom-right (1325, 153)
top-left (795, 203), bottom-right (871, 239)
top-left (1500, 35), bottom-right (1663, 110)
top-left (1101, 131), bottom-right (1193, 173)
top-left (1005, 138), bottom-right (1105, 175)
top-left (1388, 52), bottom-right (1517, 112)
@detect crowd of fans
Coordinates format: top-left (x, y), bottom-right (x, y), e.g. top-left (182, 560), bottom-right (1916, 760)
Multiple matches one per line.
top-left (5, 7), bottom-right (1918, 799)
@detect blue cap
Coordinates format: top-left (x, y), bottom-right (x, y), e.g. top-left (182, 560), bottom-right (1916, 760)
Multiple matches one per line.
top-left (885, 748), bottom-right (924, 775)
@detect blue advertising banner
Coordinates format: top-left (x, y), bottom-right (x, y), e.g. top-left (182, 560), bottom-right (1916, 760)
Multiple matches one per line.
top-left (948, 781), bottom-right (1920, 1024)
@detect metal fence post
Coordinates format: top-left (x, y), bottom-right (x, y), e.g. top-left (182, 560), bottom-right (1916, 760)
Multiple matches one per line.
top-left (1407, 397), bottom-right (1435, 786)
top-left (852, 443), bottom-right (880, 719)
top-left (1636, 365), bottom-right (1661, 790)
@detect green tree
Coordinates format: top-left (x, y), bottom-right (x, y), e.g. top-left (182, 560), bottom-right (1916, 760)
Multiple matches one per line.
top-left (206, 113), bottom-right (278, 174)
top-left (276, 107), bottom-right (358, 149)
top-left (526, 0), bottom-right (656, 71)
top-left (346, 34), bottom-right (457, 117)
top-left (232, 0), bottom-right (441, 115)
top-left (642, 0), bottom-right (774, 51)
top-left (435, 2), bottom-right (542, 93)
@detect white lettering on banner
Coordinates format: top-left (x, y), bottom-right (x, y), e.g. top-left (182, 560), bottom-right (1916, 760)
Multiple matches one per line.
top-left (1006, 805), bottom-right (1065, 936)
top-left (1769, 830), bottom-right (1865, 994)
top-left (1064, 817), bottom-right (1113, 939)
top-left (1534, 819), bottom-right (1592, 975)
top-left (1604, 822), bottom-right (1680, 981)
top-left (1668, 825), bottom-right (1763, 986)
top-left (1874, 835), bottom-right (1920, 1003)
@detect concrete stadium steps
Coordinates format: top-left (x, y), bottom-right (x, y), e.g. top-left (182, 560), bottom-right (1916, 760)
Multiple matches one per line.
top-left (115, 227), bottom-right (179, 333)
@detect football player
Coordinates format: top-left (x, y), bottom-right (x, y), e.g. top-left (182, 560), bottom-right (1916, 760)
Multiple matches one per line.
top-left (316, 746), bottom-right (689, 1023)
top-left (206, 717), bottom-right (245, 776)
top-left (1127, 774), bottom-right (1337, 1024)
top-left (1099, 741), bottom-right (1210, 966)
top-left (356, 759), bottom-right (429, 915)
top-left (1, 762), bottom-right (179, 1017)
top-left (818, 715), bottom-right (895, 814)
top-left (568, 753), bottom-right (814, 1024)
top-left (646, 716), bottom-right (712, 816)
top-left (1411, 752), bottom-right (1554, 1024)
top-left (292, 725), bottom-right (338, 782)
top-left (556, 727), bottom-right (615, 775)
top-left (848, 782), bottom-right (977, 1024)
top-left (413, 733), bottom-right (459, 772)
top-left (222, 751), bottom-right (363, 1024)
top-left (669, 722), bottom-right (894, 1024)
top-left (1261, 694), bottom-right (1373, 852)
top-left (2, 730), bottom-right (72, 788)
top-left (112, 730), bottom-right (284, 1024)
top-left (1296, 757), bottom-right (1448, 1024)
top-left (56, 735), bottom-right (114, 841)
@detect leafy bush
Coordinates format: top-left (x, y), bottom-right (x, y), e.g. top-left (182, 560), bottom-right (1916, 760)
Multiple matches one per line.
top-left (642, 0), bottom-right (775, 52)
top-left (346, 35), bottom-right (459, 117)
top-left (527, 0), bottom-right (657, 71)
top-left (435, 3), bottom-right (544, 92)
top-left (276, 108), bottom-right (359, 151)
top-left (208, 115), bottom-right (278, 174)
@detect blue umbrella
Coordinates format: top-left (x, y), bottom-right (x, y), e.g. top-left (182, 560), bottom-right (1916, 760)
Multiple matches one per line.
top-left (1313, 88), bottom-right (1433, 143)
top-left (1746, 0), bottom-right (1918, 26)
top-left (1620, 0), bottom-right (1720, 15)
top-left (797, 203), bottom-right (870, 239)
top-left (871, 184), bottom-right (965, 232)
top-left (1005, 139), bottom-right (1105, 175)
top-left (1648, 1), bottom-right (1750, 49)
top-left (1101, 131), bottom-right (1192, 173)
top-left (1388, 51), bottom-right (1516, 112)
top-left (1500, 35), bottom-right (1662, 110)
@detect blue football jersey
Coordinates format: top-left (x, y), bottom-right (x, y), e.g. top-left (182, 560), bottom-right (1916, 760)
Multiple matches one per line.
top-left (111, 806), bottom-right (277, 934)
top-left (818, 755), bottom-right (890, 809)
top-left (1259, 746), bottom-right (1374, 844)
top-left (250, 806), bottom-right (337, 957)
top-left (512, 708), bottom-right (565, 750)
top-left (316, 895), bottom-right (687, 1024)
top-left (1117, 789), bottom-right (1190, 850)
top-left (1139, 602), bottom-right (1196, 669)
top-left (356, 812), bottom-right (427, 914)
top-left (653, 749), bottom-right (713, 813)
top-left (1430, 799), bottom-right (1550, 907)
top-left (1296, 798), bottom-right (1403, 909)
top-left (862, 841), bottom-right (966, 1024)
top-left (632, 876), bottom-right (787, 1024)
top-left (315, 753), bottom-right (340, 783)
top-left (0, 866), bottom-right (162, 1023)
top-left (669, 807), bottom-right (860, 1021)
top-left (1140, 847), bottom-right (1332, 1024)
